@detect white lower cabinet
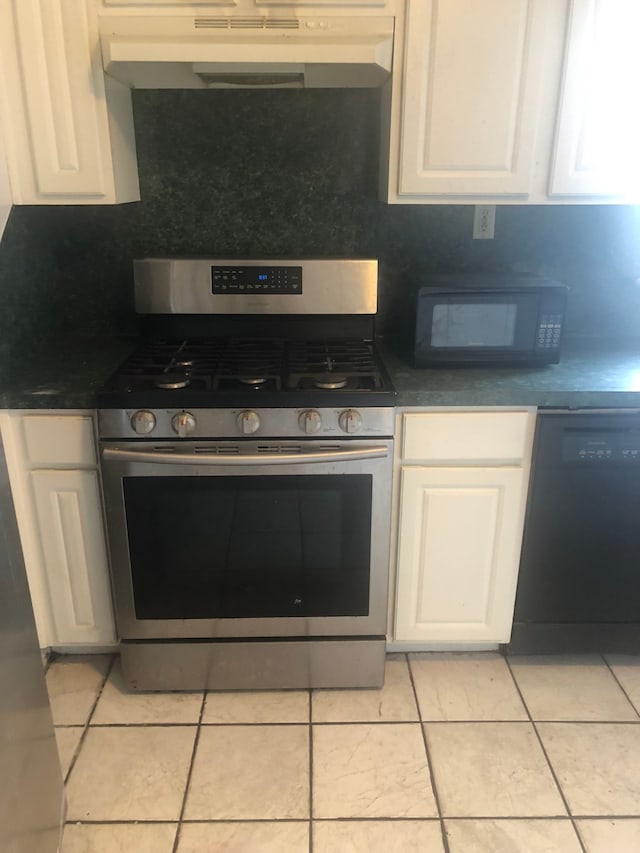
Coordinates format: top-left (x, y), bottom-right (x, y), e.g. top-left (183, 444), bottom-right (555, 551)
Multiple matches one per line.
top-left (392, 410), bottom-right (535, 646)
top-left (31, 468), bottom-right (115, 647)
top-left (0, 411), bottom-right (115, 648)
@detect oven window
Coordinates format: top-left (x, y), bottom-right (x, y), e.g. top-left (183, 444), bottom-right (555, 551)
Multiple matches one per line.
top-left (123, 474), bottom-right (372, 620)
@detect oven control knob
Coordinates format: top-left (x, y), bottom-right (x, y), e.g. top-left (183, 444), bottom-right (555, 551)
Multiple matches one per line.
top-left (130, 410), bottom-right (156, 435)
top-left (172, 411), bottom-right (197, 437)
top-left (238, 410), bottom-right (261, 434)
top-left (339, 409), bottom-right (363, 434)
top-left (299, 409), bottom-right (322, 434)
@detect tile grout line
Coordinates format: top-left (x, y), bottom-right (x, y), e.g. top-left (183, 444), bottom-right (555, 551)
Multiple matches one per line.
top-left (308, 688), bottom-right (313, 853)
top-left (601, 653), bottom-right (640, 722)
top-left (66, 814), bottom-right (627, 824)
top-left (63, 654), bottom-right (116, 789)
top-left (53, 718), bottom-right (640, 728)
top-left (504, 657), bottom-right (587, 853)
top-left (171, 689), bottom-right (207, 853)
top-left (406, 654), bottom-right (451, 853)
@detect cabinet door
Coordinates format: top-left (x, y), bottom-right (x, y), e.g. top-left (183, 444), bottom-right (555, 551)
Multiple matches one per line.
top-left (31, 469), bottom-right (115, 646)
top-left (395, 466), bottom-right (525, 643)
top-left (101, 0), bottom-right (233, 5)
top-left (549, 0), bottom-right (640, 199)
top-left (8, 0), bottom-right (106, 196)
top-left (255, 0), bottom-right (387, 5)
top-left (398, 0), bottom-right (552, 197)
top-left (0, 0), bottom-right (139, 203)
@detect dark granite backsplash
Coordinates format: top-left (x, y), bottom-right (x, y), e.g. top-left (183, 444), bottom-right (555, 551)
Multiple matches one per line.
top-left (0, 89), bottom-right (639, 366)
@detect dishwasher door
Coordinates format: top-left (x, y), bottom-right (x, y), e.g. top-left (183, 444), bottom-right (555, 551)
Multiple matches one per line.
top-left (509, 410), bottom-right (640, 654)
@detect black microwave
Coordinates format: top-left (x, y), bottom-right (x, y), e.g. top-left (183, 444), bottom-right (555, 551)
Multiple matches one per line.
top-left (414, 274), bottom-right (568, 367)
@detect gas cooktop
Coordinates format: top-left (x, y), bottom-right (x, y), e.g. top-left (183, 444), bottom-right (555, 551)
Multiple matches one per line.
top-left (97, 335), bottom-right (395, 409)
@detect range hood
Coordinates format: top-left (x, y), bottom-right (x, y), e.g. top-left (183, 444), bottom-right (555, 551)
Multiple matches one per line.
top-left (99, 15), bottom-right (394, 89)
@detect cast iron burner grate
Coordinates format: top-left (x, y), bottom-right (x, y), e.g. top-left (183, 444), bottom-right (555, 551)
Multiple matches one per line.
top-left (103, 337), bottom-right (385, 396)
top-left (286, 340), bottom-right (383, 392)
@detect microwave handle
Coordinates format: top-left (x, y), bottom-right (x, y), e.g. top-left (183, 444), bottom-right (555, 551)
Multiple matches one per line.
top-left (102, 445), bottom-right (390, 466)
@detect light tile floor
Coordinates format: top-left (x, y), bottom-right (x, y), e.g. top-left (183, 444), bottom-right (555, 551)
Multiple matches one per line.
top-left (48, 652), bottom-right (640, 852)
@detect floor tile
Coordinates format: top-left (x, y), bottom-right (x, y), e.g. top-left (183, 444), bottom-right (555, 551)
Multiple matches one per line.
top-left (425, 722), bottom-right (565, 817)
top-left (605, 655), bottom-right (640, 715)
top-left (177, 821), bottom-right (309, 852)
top-left (201, 689), bottom-right (308, 724)
top-left (65, 726), bottom-right (195, 821)
top-left (313, 723), bottom-right (437, 818)
top-left (409, 653), bottom-right (528, 721)
top-left (445, 818), bottom-right (582, 852)
top-left (92, 659), bottom-right (203, 725)
top-left (62, 822), bottom-right (177, 853)
top-left (54, 726), bottom-right (83, 777)
top-left (46, 655), bottom-right (111, 726)
top-left (576, 818), bottom-right (640, 852)
top-left (313, 819), bottom-right (445, 852)
top-left (312, 656), bottom-right (418, 723)
top-left (537, 723), bottom-right (640, 815)
top-left (509, 655), bottom-right (638, 721)
top-left (184, 725), bottom-right (309, 820)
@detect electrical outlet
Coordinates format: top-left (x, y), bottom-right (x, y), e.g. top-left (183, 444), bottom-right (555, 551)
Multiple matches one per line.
top-left (473, 205), bottom-right (496, 240)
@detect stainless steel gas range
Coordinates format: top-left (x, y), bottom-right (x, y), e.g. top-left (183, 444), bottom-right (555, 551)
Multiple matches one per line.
top-left (97, 259), bottom-right (395, 691)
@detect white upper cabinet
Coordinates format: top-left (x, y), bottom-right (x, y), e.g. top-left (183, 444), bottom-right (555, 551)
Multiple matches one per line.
top-left (549, 0), bottom-right (640, 200)
top-left (387, 0), bottom-right (640, 203)
top-left (397, 0), bottom-right (553, 198)
top-left (0, 0), bottom-right (139, 204)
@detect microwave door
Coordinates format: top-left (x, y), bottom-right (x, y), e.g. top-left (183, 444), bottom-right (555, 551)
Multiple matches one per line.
top-left (416, 292), bottom-right (542, 365)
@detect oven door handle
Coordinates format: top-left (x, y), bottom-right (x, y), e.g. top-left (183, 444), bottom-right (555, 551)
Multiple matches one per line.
top-left (101, 445), bottom-right (390, 465)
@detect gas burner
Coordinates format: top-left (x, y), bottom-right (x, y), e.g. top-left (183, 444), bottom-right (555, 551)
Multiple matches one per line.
top-left (154, 373), bottom-right (191, 390)
top-left (314, 375), bottom-right (347, 390)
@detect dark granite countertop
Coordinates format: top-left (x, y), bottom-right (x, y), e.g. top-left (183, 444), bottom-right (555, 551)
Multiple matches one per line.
top-left (381, 338), bottom-right (640, 409)
top-left (0, 337), bottom-right (135, 410)
top-left (1, 336), bottom-right (639, 411)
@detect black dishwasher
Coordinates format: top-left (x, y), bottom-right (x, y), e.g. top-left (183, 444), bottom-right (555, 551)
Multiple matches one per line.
top-left (508, 410), bottom-right (640, 654)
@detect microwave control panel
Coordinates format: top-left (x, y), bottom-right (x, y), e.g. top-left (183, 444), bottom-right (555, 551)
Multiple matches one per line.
top-left (535, 313), bottom-right (563, 349)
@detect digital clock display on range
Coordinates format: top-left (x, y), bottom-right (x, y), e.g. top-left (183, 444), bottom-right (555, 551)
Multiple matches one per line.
top-left (211, 266), bottom-right (303, 294)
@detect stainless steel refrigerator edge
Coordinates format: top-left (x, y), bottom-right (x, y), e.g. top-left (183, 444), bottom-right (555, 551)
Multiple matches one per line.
top-left (0, 432), bottom-right (65, 853)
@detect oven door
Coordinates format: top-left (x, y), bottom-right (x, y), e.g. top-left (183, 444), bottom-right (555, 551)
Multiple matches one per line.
top-left (100, 439), bottom-right (393, 640)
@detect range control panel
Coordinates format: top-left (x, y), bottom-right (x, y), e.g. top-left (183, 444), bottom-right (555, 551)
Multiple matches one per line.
top-left (563, 433), bottom-right (640, 462)
top-left (211, 265), bottom-right (302, 295)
